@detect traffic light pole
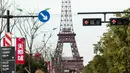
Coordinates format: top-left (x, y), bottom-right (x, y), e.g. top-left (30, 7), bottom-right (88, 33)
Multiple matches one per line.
top-left (0, 10), bottom-right (38, 73)
top-left (0, 10), bottom-right (38, 32)
top-left (77, 11), bottom-right (130, 23)
top-left (78, 11), bottom-right (130, 72)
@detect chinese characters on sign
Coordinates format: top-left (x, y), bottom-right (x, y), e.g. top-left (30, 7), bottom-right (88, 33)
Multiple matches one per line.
top-left (16, 38), bottom-right (25, 64)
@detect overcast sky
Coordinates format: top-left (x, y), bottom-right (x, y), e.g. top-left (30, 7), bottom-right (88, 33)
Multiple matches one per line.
top-left (11, 0), bottom-right (130, 65)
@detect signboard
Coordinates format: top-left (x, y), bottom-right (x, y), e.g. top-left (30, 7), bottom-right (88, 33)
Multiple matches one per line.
top-left (1, 47), bottom-right (15, 60)
top-left (16, 38), bottom-right (25, 64)
top-left (1, 60), bottom-right (15, 73)
top-left (1, 47), bottom-right (16, 73)
top-left (38, 10), bottom-right (50, 22)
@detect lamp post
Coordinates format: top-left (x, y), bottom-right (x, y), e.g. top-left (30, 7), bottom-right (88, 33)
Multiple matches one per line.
top-left (37, 28), bottom-right (57, 57)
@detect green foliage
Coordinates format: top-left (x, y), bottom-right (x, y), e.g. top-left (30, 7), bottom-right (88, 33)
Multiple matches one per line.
top-left (16, 53), bottom-right (48, 73)
top-left (82, 62), bottom-right (93, 73)
top-left (82, 7), bottom-right (130, 73)
top-left (82, 55), bottom-right (108, 73)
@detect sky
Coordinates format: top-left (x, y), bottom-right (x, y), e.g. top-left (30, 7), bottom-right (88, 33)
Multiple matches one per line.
top-left (9, 0), bottom-right (130, 65)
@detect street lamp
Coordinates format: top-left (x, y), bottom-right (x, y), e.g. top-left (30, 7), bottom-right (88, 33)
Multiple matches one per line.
top-left (41, 28), bottom-right (57, 55)
top-left (33, 28), bottom-right (57, 53)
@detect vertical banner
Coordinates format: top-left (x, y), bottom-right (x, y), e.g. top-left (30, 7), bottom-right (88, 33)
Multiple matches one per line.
top-left (52, 66), bottom-right (56, 73)
top-left (47, 61), bottom-right (51, 73)
top-left (16, 38), bottom-right (25, 64)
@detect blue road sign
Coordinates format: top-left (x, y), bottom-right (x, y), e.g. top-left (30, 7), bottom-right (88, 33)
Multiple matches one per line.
top-left (38, 10), bottom-right (50, 22)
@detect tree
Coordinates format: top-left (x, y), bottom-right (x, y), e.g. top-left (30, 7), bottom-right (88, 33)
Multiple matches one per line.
top-left (33, 30), bottom-right (56, 73)
top-left (83, 7), bottom-right (130, 73)
top-left (16, 53), bottom-right (48, 73)
top-left (0, 0), bottom-right (19, 33)
top-left (14, 9), bottom-right (56, 72)
top-left (82, 55), bottom-right (107, 73)
top-left (82, 62), bottom-right (93, 73)
top-left (15, 13), bottom-right (45, 73)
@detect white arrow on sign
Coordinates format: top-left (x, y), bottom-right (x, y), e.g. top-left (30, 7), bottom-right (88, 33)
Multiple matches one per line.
top-left (40, 13), bottom-right (48, 20)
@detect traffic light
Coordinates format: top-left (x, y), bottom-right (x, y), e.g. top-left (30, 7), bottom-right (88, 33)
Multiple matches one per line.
top-left (110, 18), bottom-right (129, 25)
top-left (83, 18), bottom-right (101, 26)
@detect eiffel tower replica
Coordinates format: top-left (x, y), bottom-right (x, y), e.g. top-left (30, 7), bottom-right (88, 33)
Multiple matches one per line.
top-left (52, 0), bottom-right (84, 73)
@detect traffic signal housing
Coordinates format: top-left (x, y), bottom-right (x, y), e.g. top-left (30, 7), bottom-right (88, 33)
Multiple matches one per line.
top-left (110, 18), bottom-right (129, 25)
top-left (83, 18), bottom-right (101, 26)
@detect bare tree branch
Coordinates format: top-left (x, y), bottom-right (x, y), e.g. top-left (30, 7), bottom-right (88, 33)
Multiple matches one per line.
top-left (0, 0), bottom-right (15, 32)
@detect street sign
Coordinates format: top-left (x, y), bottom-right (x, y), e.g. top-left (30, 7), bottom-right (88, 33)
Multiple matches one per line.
top-left (3, 32), bottom-right (12, 46)
top-left (1, 47), bottom-right (16, 73)
top-left (38, 10), bottom-right (50, 22)
top-left (1, 47), bottom-right (15, 60)
top-left (1, 60), bottom-right (15, 73)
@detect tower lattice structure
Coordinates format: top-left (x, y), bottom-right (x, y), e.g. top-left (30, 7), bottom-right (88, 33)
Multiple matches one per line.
top-left (52, 0), bottom-right (84, 73)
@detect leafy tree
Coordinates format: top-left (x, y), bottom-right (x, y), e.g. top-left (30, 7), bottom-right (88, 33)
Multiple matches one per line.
top-left (82, 61), bottom-right (93, 73)
top-left (83, 7), bottom-right (130, 73)
top-left (82, 55), bottom-right (108, 73)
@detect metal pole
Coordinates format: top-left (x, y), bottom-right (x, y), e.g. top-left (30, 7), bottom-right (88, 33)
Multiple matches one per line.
top-left (77, 12), bottom-right (130, 14)
top-left (77, 11), bottom-right (130, 23)
top-left (7, 10), bottom-right (10, 32)
top-left (104, 13), bottom-right (106, 22)
top-left (0, 34), bottom-right (1, 73)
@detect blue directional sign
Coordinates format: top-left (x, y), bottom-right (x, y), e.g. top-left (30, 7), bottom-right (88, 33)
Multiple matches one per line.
top-left (38, 10), bottom-right (50, 22)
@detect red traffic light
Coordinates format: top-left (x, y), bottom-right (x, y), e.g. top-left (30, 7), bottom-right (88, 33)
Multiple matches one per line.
top-left (110, 18), bottom-right (129, 25)
top-left (112, 19), bottom-right (116, 24)
top-left (83, 18), bottom-right (101, 26)
top-left (84, 19), bottom-right (89, 25)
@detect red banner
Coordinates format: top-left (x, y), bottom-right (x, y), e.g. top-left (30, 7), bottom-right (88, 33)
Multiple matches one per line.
top-left (16, 38), bottom-right (25, 64)
top-left (52, 66), bottom-right (56, 73)
top-left (47, 61), bottom-right (51, 73)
